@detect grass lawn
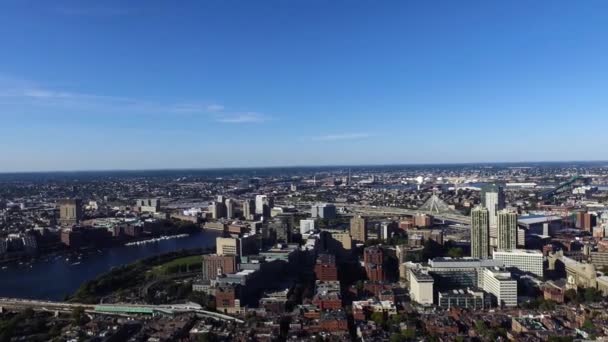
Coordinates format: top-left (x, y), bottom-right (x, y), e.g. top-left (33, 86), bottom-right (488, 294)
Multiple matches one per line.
top-left (151, 255), bottom-right (202, 276)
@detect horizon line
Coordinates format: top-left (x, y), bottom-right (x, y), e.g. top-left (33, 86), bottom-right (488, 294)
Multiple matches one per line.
top-left (1, 159), bottom-right (607, 175)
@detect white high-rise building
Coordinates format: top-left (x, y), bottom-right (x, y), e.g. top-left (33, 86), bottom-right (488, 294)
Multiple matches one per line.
top-left (255, 195), bottom-right (267, 215)
top-left (255, 195), bottom-right (273, 216)
top-left (300, 219), bottom-right (315, 235)
top-left (225, 199), bottom-right (234, 219)
top-left (409, 269), bottom-right (434, 306)
top-left (479, 267), bottom-right (517, 307)
top-left (493, 249), bottom-right (544, 278)
top-left (311, 203), bottom-right (336, 219)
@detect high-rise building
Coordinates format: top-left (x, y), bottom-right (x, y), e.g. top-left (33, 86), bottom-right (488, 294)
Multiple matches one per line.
top-left (202, 255), bottom-right (237, 281)
top-left (414, 214), bottom-right (433, 228)
top-left (255, 195), bottom-right (273, 217)
top-left (364, 246), bottom-right (385, 282)
top-left (58, 199), bottom-right (83, 226)
top-left (497, 210), bottom-right (518, 250)
top-left (576, 212), bottom-right (597, 231)
top-left (269, 215), bottom-right (293, 243)
top-left (330, 231), bottom-right (352, 251)
top-left (350, 216), bottom-right (367, 242)
top-left (311, 203), bottom-right (337, 219)
top-left (479, 267), bottom-right (517, 307)
top-left (426, 257), bottom-right (503, 290)
top-left (492, 249), bottom-right (544, 278)
top-left (209, 201), bottom-right (225, 219)
top-left (409, 269), bottom-right (434, 306)
top-left (471, 206), bottom-right (490, 259)
top-left (216, 237), bottom-right (240, 256)
top-left (314, 254), bottom-right (338, 281)
top-left (300, 219), bottom-right (315, 235)
top-left (481, 184), bottom-right (505, 241)
top-left (380, 221), bottom-right (398, 240)
top-left (136, 198), bottom-right (161, 213)
top-left (255, 195), bottom-right (266, 215)
top-left (225, 199), bottom-right (234, 219)
top-left (242, 199), bottom-right (255, 220)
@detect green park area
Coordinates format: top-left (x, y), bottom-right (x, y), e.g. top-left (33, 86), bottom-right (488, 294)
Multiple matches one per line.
top-left (69, 248), bottom-right (211, 304)
top-left (150, 255), bottom-right (203, 276)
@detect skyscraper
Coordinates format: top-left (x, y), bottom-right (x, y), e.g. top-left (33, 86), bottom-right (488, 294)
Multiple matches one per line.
top-left (481, 184), bottom-right (505, 244)
top-left (364, 246), bottom-right (385, 282)
top-left (255, 195), bottom-right (273, 217)
top-left (269, 215), bottom-right (292, 243)
top-left (209, 201), bottom-right (225, 219)
top-left (471, 206), bottom-right (490, 259)
top-left (242, 199), bottom-right (255, 220)
top-left (225, 199), bottom-right (234, 219)
top-left (497, 210), bottom-right (518, 250)
top-left (350, 216), bottom-right (367, 242)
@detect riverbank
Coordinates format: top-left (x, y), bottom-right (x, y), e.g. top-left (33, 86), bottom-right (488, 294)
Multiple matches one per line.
top-left (0, 230), bottom-right (221, 301)
top-left (68, 248), bottom-right (212, 304)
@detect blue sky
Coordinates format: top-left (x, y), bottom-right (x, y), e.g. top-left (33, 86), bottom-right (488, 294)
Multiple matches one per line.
top-left (1, 1), bottom-right (607, 171)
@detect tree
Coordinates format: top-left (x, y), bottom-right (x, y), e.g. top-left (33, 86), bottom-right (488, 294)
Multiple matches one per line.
top-left (539, 299), bottom-right (556, 311)
top-left (371, 312), bottom-right (385, 326)
top-left (389, 329), bottom-right (416, 342)
top-left (447, 247), bottom-right (463, 258)
top-left (390, 313), bottom-right (404, 324)
top-left (402, 329), bottom-right (416, 340)
top-left (71, 306), bottom-right (88, 326)
top-left (583, 288), bottom-right (603, 302)
top-left (582, 319), bottom-right (594, 333)
top-left (474, 320), bottom-right (489, 337)
top-left (390, 333), bottom-right (405, 342)
top-left (564, 289), bottom-right (578, 303)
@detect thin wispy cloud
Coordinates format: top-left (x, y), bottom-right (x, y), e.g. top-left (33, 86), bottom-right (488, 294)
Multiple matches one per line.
top-left (0, 75), bottom-right (267, 123)
top-left (216, 112), bottom-right (268, 124)
top-left (311, 133), bottom-right (374, 141)
top-left (206, 104), bottom-right (225, 112)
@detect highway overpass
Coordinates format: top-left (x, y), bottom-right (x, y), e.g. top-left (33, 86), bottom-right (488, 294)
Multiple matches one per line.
top-left (277, 201), bottom-right (470, 225)
top-left (0, 297), bottom-right (244, 323)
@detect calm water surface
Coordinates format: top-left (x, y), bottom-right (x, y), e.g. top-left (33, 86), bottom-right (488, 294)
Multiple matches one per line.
top-left (0, 231), bottom-right (220, 300)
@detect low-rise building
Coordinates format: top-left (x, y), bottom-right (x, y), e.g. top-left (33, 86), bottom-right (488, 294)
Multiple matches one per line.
top-left (437, 288), bottom-right (490, 310)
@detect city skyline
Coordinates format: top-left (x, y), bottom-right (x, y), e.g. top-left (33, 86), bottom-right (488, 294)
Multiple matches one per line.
top-left (1, 159), bottom-right (608, 174)
top-left (2, 1), bottom-right (608, 171)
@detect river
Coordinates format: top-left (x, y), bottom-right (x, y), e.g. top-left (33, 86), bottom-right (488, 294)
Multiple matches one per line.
top-left (0, 231), bottom-right (221, 301)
